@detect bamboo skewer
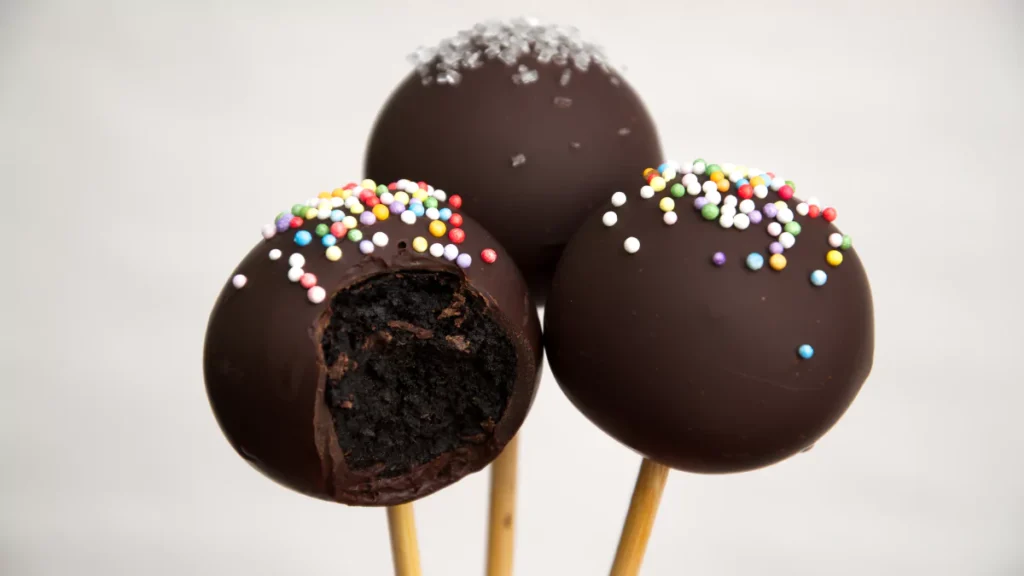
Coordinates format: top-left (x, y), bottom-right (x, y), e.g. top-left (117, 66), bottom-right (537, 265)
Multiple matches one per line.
top-left (609, 459), bottom-right (671, 576)
top-left (486, 435), bottom-right (520, 576)
top-left (387, 503), bottom-right (422, 576)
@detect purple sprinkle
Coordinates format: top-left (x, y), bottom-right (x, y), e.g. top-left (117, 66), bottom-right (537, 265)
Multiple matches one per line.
top-left (389, 201), bottom-right (405, 215)
top-left (712, 252), bottom-right (726, 267)
top-left (694, 197), bottom-right (708, 210)
top-left (359, 240), bottom-right (374, 254)
top-left (769, 242), bottom-right (784, 254)
top-left (359, 211), bottom-right (377, 226)
top-left (763, 203), bottom-right (778, 219)
top-left (749, 210), bottom-right (763, 224)
top-left (276, 215), bottom-right (291, 232)
top-left (456, 253), bottom-right (473, 269)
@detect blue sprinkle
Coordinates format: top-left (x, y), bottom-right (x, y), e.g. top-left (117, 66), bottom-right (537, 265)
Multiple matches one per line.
top-left (330, 209), bottom-right (345, 222)
top-left (322, 234), bottom-right (337, 247)
top-left (810, 270), bottom-right (828, 287)
top-left (798, 344), bottom-right (815, 359)
top-left (294, 230), bottom-right (312, 246)
top-left (736, 178), bottom-right (749, 187)
top-left (410, 203), bottom-right (425, 217)
top-left (745, 252), bottom-right (764, 271)
top-left (439, 208), bottom-right (452, 221)
top-left (657, 162), bottom-right (669, 173)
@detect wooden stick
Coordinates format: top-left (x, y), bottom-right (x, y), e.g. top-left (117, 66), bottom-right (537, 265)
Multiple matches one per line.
top-left (609, 459), bottom-right (671, 576)
top-left (387, 503), bottom-right (422, 576)
top-left (486, 435), bottom-right (519, 576)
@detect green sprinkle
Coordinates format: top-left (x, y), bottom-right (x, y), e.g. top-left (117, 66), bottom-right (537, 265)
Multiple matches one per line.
top-left (291, 204), bottom-right (305, 216)
top-left (275, 212), bottom-right (285, 221)
top-left (347, 229), bottom-right (363, 242)
top-left (784, 221), bottom-right (802, 236)
top-left (785, 180), bottom-right (796, 191)
top-left (670, 183), bottom-right (686, 198)
top-left (424, 197), bottom-right (439, 209)
top-left (693, 158), bottom-right (705, 165)
top-left (315, 223), bottom-right (329, 237)
top-left (841, 235), bottom-right (853, 250)
top-left (701, 203), bottom-right (720, 221)
top-left (706, 164), bottom-right (722, 175)
top-left (376, 185), bottom-right (388, 197)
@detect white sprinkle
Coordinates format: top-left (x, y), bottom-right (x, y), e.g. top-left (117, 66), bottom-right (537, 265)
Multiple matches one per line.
top-left (268, 249), bottom-right (282, 260)
top-left (829, 233), bottom-right (844, 248)
top-left (261, 224), bottom-right (276, 240)
top-left (372, 232), bottom-right (389, 247)
top-left (754, 184), bottom-right (768, 199)
top-left (379, 192), bottom-right (395, 205)
top-left (663, 211), bottom-right (678, 225)
top-left (289, 253), bottom-right (306, 268)
top-left (808, 196), bottom-right (821, 207)
top-left (719, 214), bottom-right (734, 228)
top-left (733, 213), bottom-right (751, 230)
top-left (403, 181), bottom-right (419, 193)
top-left (739, 199), bottom-right (755, 214)
top-left (434, 190), bottom-right (447, 202)
top-left (686, 181), bottom-right (702, 195)
top-left (777, 208), bottom-right (794, 224)
top-left (749, 168), bottom-right (762, 178)
top-left (662, 169), bottom-right (677, 181)
top-left (444, 244), bottom-right (459, 261)
top-left (331, 197), bottom-right (344, 208)
top-left (681, 173), bottom-right (698, 187)
top-left (771, 178), bottom-right (785, 192)
top-left (680, 161), bottom-right (694, 175)
top-left (721, 204), bottom-right (737, 218)
top-left (780, 232), bottom-right (797, 249)
top-left (693, 161), bottom-right (706, 175)
top-left (796, 202), bottom-right (809, 216)
top-left (705, 190), bottom-right (722, 205)
top-left (401, 210), bottom-right (417, 225)
top-left (397, 179), bottom-right (409, 189)
top-left (602, 211), bottom-right (618, 227)
top-left (723, 195), bottom-right (738, 207)
top-left (288, 267), bottom-right (304, 282)
top-left (729, 171), bottom-right (744, 183)
top-left (232, 274), bottom-right (247, 289)
top-left (640, 185), bottom-right (655, 199)
top-left (317, 208), bottom-right (331, 220)
top-left (767, 222), bottom-right (783, 237)
top-left (611, 191), bottom-right (627, 207)
top-left (429, 243), bottom-right (445, 258)
top-left (307, 286), bottom-right (326, 304)
top-left (722, 163), bottom-right (736, 176)
top-left (426, 207), bottom-right (440, 220)
top-left (306, 198), bottom-right (319, 207)
top-left (511, 153), bottom-right (527, 167)
top-left (702, 180), bottom-right (718, 194)
top-left (623, 237), bottom-right (640, 254)
top-left (344, 196), bottom-right (359, 208)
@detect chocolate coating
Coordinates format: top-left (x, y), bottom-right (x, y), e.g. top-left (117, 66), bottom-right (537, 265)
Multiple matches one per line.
top-left (545, 169), bottom-right (874, 473)
top-left (365, 42), bottom-right (662, 302)
top-left (204, 206), bottom-right (542, 505)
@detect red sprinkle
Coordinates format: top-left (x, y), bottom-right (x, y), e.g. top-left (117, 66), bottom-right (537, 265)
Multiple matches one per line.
top-left (388, 182), bottom-right (398, 191)
top-left (359, 189), bottom-right (374, 202)
top-left (330, 222), bottom-right (347, 237)
top-left (448, 228), bottom-right (466, 244)
top-left (778, 185), bottom-right (794, 200)
top-left (365, 196), bottom-right (380, 208)
top-left (822, 207), bottom-right (837, 222)
top-left (299, 273), bottom-right (317, 289)
top-left (448, 195), bottom-right (462, 209)
top-left (289, 217), bottom-right (304, 229)
top-left (808, 205), bottom-right (821, 218)
top-left (449, 213), bottom-right (464, 228)
top-left (417, 181), bottom-right (427, 190)
top-left (343, 182), bottom-right (357, 190)
top-left (481, 249), bottom-right (497, 264)
top-left (738, 184), bottom-right (753, 199)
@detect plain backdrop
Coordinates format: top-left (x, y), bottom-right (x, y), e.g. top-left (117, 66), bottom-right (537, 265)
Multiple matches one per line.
top-left (2, 0), bottom-right (1022, 574)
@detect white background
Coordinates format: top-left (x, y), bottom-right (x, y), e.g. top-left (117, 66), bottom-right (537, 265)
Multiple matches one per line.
top-left (2, 1), bottom-right (1022, 574)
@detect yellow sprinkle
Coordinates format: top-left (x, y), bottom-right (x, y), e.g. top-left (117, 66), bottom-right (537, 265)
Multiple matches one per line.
top-left (325, 246), bottom-right (342, 261)
top-left (826, 250), bottom-right (844, 267)
top-left (394, 191), bottom-right (410, 205)
top-left (341, 188), bottom-right (352, 199)
top-left (317, 201), bottom-right (331, 212)
top-left (774, 200), bottom-right (787, 209)
top-left (710, 171), bottom-right (724, 183)
top-left (716, 179), bottom-right (730, 193)
top-left (650, 176), bottom-right (666, 192)
top-left (429, 220), bottom-right (447, 238)
top-left (349, 203), bottom-right (364, 215)
top-left (659, 197), bottom-right (675, 212)
top-left (372, 203), bottom-right (390, 221)
top-left (304, 207), bottom-right (318, 220)
top-left (318, 191), bottom-right (331, 199)
top-left (342, 216), bottom-right (357, 229)
top-left (332, 188), bottom-right (346, 198)
top-left (360, 179), bottom-right (376, 190)
top-left (750, 176), bottom-right (765, 187)
top-left (412, 189), bottom-right (428, 201)
top-left (735, 165), bottom-right (748, 178)
top-left (769, 253), bottom-right (787, 271)
top-left (643, 167), bottom-right (656, 178)
top-left (412, 236), bottom-right (428, 253)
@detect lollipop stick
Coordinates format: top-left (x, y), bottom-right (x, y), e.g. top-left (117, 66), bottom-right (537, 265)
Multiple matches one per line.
top-left (486, 434), bottom-right (519, 576)
top-left (387, 503), bottom-right (422, 576)
top-left (609, 459), bottom-right (670, 576)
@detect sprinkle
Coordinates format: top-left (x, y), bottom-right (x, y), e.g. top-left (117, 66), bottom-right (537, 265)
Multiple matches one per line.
top-left (753, 184), bottom-right (768, 199)
top-left (702, 180), bottom-right (718, 194)
top-left (308, 286), bottom-right (326, 304)
top-left (330, 209), bottom-right (345, 222)
top-left (807, 196), bottom-right (821, 207)
top-left (372, 232), bottom-right (389, 247)
top-left (701, 203), bottom-right (720, 220)
top-left (624, 237), bottom-right (640, 254)
top-left (716, 179), bottom-right (730, 193)
top-left (686, 181), bottom-right (702, 195)
top-left (322, 234), bottom-right (337, 247)
top-left (769, 241), bottom-right (784, 254)
top-left (426, 207), bottom-right (441, 221)
top-left (808, 205), bottom-right (821, 218)
top-left (739, 199), bottom-right (755, 214)
top-left (828, 233), bottom-right (843, 248)
top-left (681, 173), bottom-right (698, 187)
top-left (784, 221), bottom-right (802, 236)
top-left (778, 185), bottom-right (794, 200)
top-left (680, 161), bottom-right (694, 175)
top-left (810, 270), bottom-right (827, 286)
top-left (694, 197), bottom-right (708, 210)
top-left (763, 203), bottom-right (778, 219)
top-left (669, 183), bottom-right (686, 198)
top-left (640, 185), bottom-right (655, 199)
top-left (348, 202), bottom-right (364, 214)
top-left (737, 184), bottom-right (753, 200)
top-left (554, 97), bottom-right (573, 109)
top-left (746, 252), bottom-right (765, 271)
top-left (448, 195), bottom-right (462, 208)
top-left (693, 160), bottom-right (706, 175)
top-left (389, 202), bottom-right (406, 216)
top-left (261, 224), bottom-right (277, 240)
top-left (659, 197), bottom-right (675, 212)
top-left (798, 344), bottom-right (814, 359)
top-left (767, 222), bottom-right (782, 236)
top-left (841, 235), bottom-right (853, 250)
top-left (707, 164), bottom-right (722, 176)
top-left (424, 197), bottom-right (439, 210)
top-left (721, 204), bottom-right (737, 218)
top-left (481, 248), bottom-right (497, 263)
top-left (325, 246), bottom-right (342, 261)
top-left (269, 249), bottom-right (282, 260)
top-left (359, 212), bottom-right (377, 226)
top-left (276, 216), bottom-right (291, 233)
top-left (429, 243), bottom-right (444, 258)
top-left (347, 229), bottom-right (363, 243)
top-left (429, 220), bottom-right (447, 237)
top-left (394, 192), bottom-right (410, 205)
top-left (602, 211), bottom-right (618, 227)
top-left (712, 252), bottom-right (726, 266)
top-left (449, 214), bottom-right (464, 228)
top-left (779, 232), bottom-right (796, 249)
top-left (299, 273), bottom-right (317, 289)
top-left (410, 237), bottom-right (427, 253)
top-left (705, 190), bottom-right (722, 205)
top-left (379, 192), bottom-right (395, 205)
top-left (232, 274), bottom-right (247, 289)
top-left (294, 230), bottom-right (312, 246)
top-left (650, 177), bottom-right (666, 192)
top-left (315, 223), bottom-right (329, 237)
top-left (796, 202), bottom-right (809, 216)
top-left (449, 228), bottom-right (466, 244)
top-left (372, 203), bottom-right (390, 221)
top-left (287, 267), bottom-right (304, 282)
top-left (456, 253), bottom-right (472, 268)
top-left (822, 207), bottom-right (838, 222)
top-left (719, 214), bottom-right (734, 229)
top-left (663, 211), bottom-right (678, 225)
top-left (290, 217), bottom-right (304, 229)
top-left (359, 240), bottom-right (374, 254)
top-left (611, 191), bottom-right (627, 207)
top-left (401, 210), bottom-right (417, 225)
top-left (776, 208), bottom-right (794, 224)
top-left (733, 213), bottom-right (750, 230)
top-left (770, 178), bottom-right (785, 192)
top-left (769, 254), bottom-right (787, 271)
top-left (511, 154), bottom-right (527, 167)
top-left (444, 244), bottom-right (459, 261)
top-left (342, 216), bottom-right (358, 230)
top-left (618, 127), bottom-right (631, 136)
top-left (723, 195), bottom-right (738, 207)
top-left (749, 210), bottom-right (763, 224)
top-left (826, 250), bottom-right (844, 267)
top-left (304, 207), bottom-right (318, 220)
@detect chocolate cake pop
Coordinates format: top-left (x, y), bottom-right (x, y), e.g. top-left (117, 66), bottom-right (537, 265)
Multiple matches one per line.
top-left (204, 179), bottom-right (542, 506)
top-left (364, 19), bottom-right (663, 302)
top-left (545, 160), bottom-right (874, 473)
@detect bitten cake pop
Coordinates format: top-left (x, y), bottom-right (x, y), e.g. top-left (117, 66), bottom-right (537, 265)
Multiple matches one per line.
top-left (365, 19), bottom-right (663, 302)
top-left (204, 179), bottom-right (542, 507)
top-left (544, 159), bottom-right (873, 575)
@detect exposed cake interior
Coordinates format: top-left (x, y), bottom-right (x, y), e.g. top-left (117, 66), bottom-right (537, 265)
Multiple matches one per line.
top-left (320, 270), bottom-right (516, 477)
